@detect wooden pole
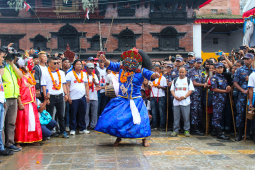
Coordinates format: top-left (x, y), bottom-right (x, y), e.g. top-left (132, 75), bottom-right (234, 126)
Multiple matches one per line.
top-left (229, 93), bottom-right (236, 138)
top-left (166, 87), bottom-right (169, 132)
top-left (244, 95), bottom-right (249, 142)
top-left (205, 89), bottom-right (208, 135)
top-left (98, 21), bottom-right (103, 51)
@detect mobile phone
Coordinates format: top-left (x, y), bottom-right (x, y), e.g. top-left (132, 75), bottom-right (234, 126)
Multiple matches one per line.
top-left (46, 89), bottom-right (48, 95)
top-left (99, 52), bottom-right (105, 55)
top-left (240, 46), bottom-right (246, 50)
top-left (215, 52), bottom-right (222, 55)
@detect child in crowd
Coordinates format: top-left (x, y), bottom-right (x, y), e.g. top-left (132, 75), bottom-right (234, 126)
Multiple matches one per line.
top-left (141, 89), bottom-right (152, 121)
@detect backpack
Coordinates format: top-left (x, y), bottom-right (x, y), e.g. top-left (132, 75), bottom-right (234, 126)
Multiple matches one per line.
top-left (173, 77), bottom-right (191, 87)
top-left (39, 110), bottom-right (52, 125)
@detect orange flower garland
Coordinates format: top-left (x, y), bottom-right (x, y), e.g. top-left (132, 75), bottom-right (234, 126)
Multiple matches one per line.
top-left (153, 73), bottom-right (162, 87)
top-left (86, 72), bottom-right (95, 92)
top-left (120, 71), bottom-right (134, 83)
top-left (73, 70), bottom-right (84, 83)
top-left (48, 67), bottom-right (61, 90)
top-left (19, 68), bottom-right (36, 85)
top-left (27, 72), bottom-right (36, 85)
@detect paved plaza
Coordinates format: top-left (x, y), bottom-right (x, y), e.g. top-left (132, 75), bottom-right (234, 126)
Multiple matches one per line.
top-left (1, 130), bottom-right (255, 170)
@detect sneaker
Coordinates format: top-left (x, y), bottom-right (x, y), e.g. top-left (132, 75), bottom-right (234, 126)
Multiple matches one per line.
top-left (150, 126), bottom-right (157, 131)
top-left (59, 132), bottom-right (69, 138)
top-left (66, 127), bottom-right (70, 132)
top-left (70, 130), bottom-right (76, 135)
top-left (51, 132), bottom-right (59, 137)
top-left (79, 129), bottom-right (90, 134)
top-left (184, 131), bottom-right (190, 137)
top-left (7, 145), bottom-right (21, 152)
top-left (171, 132), bottom-right (178, 137)
top-left (0, 149), bottom-right (14, 156)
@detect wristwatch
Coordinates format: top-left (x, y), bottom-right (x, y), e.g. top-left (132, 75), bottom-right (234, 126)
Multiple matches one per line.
top-left (184, 95), bottom-right (186, 99)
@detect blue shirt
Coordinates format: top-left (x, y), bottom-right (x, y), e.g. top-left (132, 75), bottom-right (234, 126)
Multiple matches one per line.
top-left (233, 65), bottom-right (253, 90)
top-left (211, 73), bottom-right (228, 104)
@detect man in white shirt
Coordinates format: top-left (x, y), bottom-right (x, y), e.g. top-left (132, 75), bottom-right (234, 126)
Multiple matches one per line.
top-left (34, 51), bottom-right (48, 101)
top-left (41, 57), bottom-right (69, 138)
top-left (171, 66), bottom-right (194, 137)
top-left (150, 65), bottom-right (167, 131)
top-left (248, 70), bottom-right (255, 143)
top-left (96, 61), bottom-right (108, 116)
top-left (85, 63), bottom-right (100, 130)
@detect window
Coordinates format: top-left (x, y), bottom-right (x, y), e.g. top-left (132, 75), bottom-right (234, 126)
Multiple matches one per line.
top-left (213, 38), bottom-right (218, 44)
top-left (42, 0), bottom-right (52, 7)
top-left (63, 0), bottom-right (72, 7)
top-left (211, 9), bottom-right (218, 14)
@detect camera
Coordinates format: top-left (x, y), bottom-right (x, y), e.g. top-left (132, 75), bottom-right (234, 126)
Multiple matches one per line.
top-left (2, 46), bottom-right (20, 60)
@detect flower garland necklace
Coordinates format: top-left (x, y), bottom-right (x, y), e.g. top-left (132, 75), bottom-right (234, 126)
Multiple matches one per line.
top-left (19, 68), bottom-right (36, 85)
top-left (153, 73), bottom-right (162, 87)
top-left (86, 72), bottom-right (95, 92)
top-left (48, 67), bottom-right (61, 90)
top-left (120, 71), bottom-right (134, 83)
top-left (73, 70), bottom-right (84, 83)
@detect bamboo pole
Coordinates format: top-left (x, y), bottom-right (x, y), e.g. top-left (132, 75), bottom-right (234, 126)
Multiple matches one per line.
top-left (229, 93), bottom-right (236, 138)
top-left (244, 95), bottom-right (249, 142)
top-left (166, 87), bottom-right (169, 132)
top-left (205, 88), bottom-right (208, 135)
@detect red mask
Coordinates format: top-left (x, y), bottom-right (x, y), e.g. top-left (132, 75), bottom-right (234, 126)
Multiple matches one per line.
top-left (27, 58), bottom-right (34, 72)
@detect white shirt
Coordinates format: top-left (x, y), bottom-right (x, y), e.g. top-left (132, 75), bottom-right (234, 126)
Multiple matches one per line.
top-left (106, 73), bottom-right (119, 86)
top-left (87, 74), bottom-right (99, 101)
top-left (0, 75), bottom-right (5, 104)
top-left (66, 71), bottom-right (88, 100)
top-left (150, 76), bottom-right (167, 97)
top-left (248, 72), bottom-right (255, 92)
top-left (39, 65), bottom-right (48, 92)
top-left (41, 69), bottom-right (66, 95)
top-left (170, 77), bottom-right (194, 106)
top-left (97, 67), bottom-right (107, 93)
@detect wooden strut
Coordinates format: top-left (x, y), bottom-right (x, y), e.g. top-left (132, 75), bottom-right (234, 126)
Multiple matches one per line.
top-left (30, 8), bottom-right (52, 53)
top-left (244, 95), bottom-right (249, 142)
top-left (166, 87), bottom-right (169, 131)
top-left (229, 93), bottom-right (236, 138)
top-left (205, 88), bottom-right (208, 135)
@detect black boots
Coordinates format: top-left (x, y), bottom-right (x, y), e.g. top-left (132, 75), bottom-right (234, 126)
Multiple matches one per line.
top-left (211, 129), bottom-right (217, 136)
top-left (191, 124), bottom-right (205, 136)
top-left (216, 128), bottom-right (230, 140)
top-left (235, 127), bottom-right (242, 141)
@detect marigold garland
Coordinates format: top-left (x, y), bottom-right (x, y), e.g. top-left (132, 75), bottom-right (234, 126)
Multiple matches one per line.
top-left (73, 70), bottom-right (84, 83)
top-left (19, 68), bottom-right (36, 85)
top-left (120, 71), bottom-right (134, 83)
top-left (48, 67), bottom-right (61, 90)
top-left (86, 72), bottom-right (95, 92)
top-left (153, 73), bottom-right (162, 87)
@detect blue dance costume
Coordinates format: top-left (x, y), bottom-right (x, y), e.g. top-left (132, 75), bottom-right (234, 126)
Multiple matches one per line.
top-left (95, 61), bottom-right (154, 139)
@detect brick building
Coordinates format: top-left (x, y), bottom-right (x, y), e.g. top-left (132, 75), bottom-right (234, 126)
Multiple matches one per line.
top-left (0, 0), bottom-right (215, 60)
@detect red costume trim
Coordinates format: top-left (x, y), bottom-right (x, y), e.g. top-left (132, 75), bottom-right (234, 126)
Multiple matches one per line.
top-left (194, 19), bottom-right (244, 24)
top-left (243, 8), bottom-right (255, 18)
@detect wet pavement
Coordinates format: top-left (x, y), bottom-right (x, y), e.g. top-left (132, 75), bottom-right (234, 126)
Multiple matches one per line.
top-left (1, 130), bottom-right (255, 170)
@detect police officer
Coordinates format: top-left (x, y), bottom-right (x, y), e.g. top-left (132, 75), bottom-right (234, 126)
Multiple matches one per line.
top-left (186, 59), bottom-right (195, 72)
top-left (211, 63), bottom-right (231, 140)
top-left (234, 53), bottom-right (254, 141)
top-left (164, 63), bottom-right (174, 82)
top-left (187, 58), bottom-right (205, 135)
top-left (185, 52), bottom-right (195, 69)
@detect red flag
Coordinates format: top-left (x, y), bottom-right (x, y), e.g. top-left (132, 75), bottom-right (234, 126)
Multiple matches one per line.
top-left (85, 8), bottom-right (89, 19)
top-left (24, 2), bottom-right (31, 11)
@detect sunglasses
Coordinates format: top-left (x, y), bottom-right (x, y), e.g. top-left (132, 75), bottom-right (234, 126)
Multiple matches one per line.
top-left (53, 62), bottom-right (58, 65)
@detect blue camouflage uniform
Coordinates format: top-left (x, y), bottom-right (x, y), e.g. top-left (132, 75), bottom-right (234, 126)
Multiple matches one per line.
top-left (234, 63), bottom-right (253, 128)
top-left (211, 64), bottom-right (228, 129)
top-left (185, 59), bottom-right (195, 72)
top-left (187, 58), bottom-right (205, 125)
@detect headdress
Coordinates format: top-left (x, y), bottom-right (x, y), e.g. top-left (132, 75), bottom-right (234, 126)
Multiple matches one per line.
top-left (120, 48), bottom-right (142, 73)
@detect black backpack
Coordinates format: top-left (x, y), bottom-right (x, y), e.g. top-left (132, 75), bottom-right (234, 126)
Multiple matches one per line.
top-left (173, 77), bottom-right (191, 87)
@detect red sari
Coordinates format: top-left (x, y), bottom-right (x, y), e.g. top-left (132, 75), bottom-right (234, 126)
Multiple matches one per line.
top-left (15, 75), bottom-right (42, 143)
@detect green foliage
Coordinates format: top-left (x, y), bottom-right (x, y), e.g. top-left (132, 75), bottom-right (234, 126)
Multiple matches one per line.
top-left (7, 0), bottom-right (98, 12)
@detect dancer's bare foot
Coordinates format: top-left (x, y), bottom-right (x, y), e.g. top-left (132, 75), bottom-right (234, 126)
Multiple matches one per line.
top-left (113, 137), bottom-right (121, 146)
top-left (142, 139), bottom-right (150, 147)
top-left (32, 142), bottom-right (40, 146)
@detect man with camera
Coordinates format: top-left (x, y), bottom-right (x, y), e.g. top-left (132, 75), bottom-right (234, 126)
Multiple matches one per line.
top-left (1, 46), bottom-right (23, 152)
